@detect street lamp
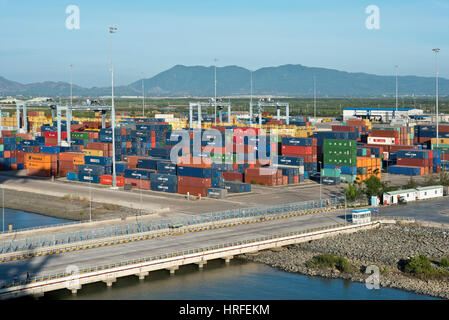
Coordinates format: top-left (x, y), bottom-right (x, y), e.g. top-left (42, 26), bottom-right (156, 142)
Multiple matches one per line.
top-left (109, 26), bottom-right (118, 189)
top-left (433, 48), bottom-right (440, 147)
top-left (313, 76), bottom-right (317, 119)
top-left (250, 69), bottom-right (253, 124)
top-left (89, 171), bottom-right (92, 222)
top-left (69, 64), bottom-right (73, 108)
top-left (319, 161), bottom-right (322, 207)
top-left (2, 186), bottom-right (4, 232)
top-left (395, 65), bottom-right (399, 113)
top-left (141, 72), bottom-right (145, 117)
top-left (214, 58), bottom-right (218, 125)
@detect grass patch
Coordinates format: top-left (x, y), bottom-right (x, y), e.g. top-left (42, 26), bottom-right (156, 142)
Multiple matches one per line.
top-left (306, 253), bottom-right (353, 273)
top-left (439, 257), bottom-right (449, 268)
top-left (404, 255), bottom-right (449, 279)
top-left (62, 194), bottom-right (89, 202)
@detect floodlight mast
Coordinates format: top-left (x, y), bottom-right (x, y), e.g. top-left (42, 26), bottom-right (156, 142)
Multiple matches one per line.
top-left (109, 26), bottom-right (118, 189)
top-left (433, 48), bottom-right (440, 147)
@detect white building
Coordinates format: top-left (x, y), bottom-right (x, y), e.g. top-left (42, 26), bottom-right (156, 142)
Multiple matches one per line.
top-left (415, 186), bottom-right (443, 200)
top-left (343, 107), bottom-right (423, 122)
top-left (383, 189), bottom-right (417, 205)
top-left (383, 185), bottom-right (444, 205)
top-left (351, 209), bottom-right (371, 224)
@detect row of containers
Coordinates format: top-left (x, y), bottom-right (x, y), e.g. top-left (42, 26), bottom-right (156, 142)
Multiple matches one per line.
top-left (4, 114), bottom-right (449, 195)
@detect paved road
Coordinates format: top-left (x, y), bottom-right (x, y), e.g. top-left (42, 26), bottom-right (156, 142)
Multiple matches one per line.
top-left (0, 211), bottom-right (345, 283)
top-left (0, 172), bottom-right (343, 217)
top-left (376, 197), bottom-right (449, 224)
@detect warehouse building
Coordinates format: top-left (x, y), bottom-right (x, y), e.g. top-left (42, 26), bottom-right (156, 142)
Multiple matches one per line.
top-left (343, 107), bottom-right (423, 122)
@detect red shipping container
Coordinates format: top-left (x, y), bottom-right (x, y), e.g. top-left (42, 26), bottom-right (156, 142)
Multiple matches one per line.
top-left (124, 178), bottom-right (150, 190)
top-left (178, 185), bottom-right (208, 197)
top-left (369, 130), bottom-right (399, 138)
top-left (397, 158), bottom-right (431, 167)
top-left (100, 175), bottom-right (125, 186)
top-left (222, 172), bottom-right (243, 182)
top-left (281, 145), bottom-right (313, 155)
top-left (177, 176), bottom-right (212, 188)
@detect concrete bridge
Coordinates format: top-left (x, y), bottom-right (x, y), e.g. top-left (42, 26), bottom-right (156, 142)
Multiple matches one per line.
top-left (0, 197), bottom-right (414, 300)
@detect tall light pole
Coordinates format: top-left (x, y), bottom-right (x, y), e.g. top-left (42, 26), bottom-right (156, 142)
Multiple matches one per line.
top-left (141, 72), bottom-right (145, 117)
top-left (214, 58), bottom-right (218, 125)
top-left (319, 161), bottom-right (322, 207)
top-left (433, 48), bottom-right (440, 147)
top-left (395, 65), bottom-right (399, 113)
top-left (109, 26), bottom-right (118, 189)
top-left (313, 76), bottom-right (317, 118)
top-left (249, 69), bottom-right (253, 124)
top-left (69, 64), bottom-right (73, 108)
top-left (2, 186), bottom-right (4, 232)
top-left (89, 171), bottom-right (92, 222)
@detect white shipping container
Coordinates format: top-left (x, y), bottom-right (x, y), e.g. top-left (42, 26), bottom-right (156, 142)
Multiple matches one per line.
top-left (367, 136), bottom-right (396, 145)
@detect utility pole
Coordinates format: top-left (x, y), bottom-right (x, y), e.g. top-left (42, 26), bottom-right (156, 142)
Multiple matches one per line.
top-left (109, 26), bottom-right (118, 188)
top-left (249, 70), bottom-right (253, 124)
top-left (214, 58), bottom-right (218, 126)
top-left (395, 65), bottom-right (399, 113)
top-left (141, 72), bottom-right (145, 117)
top-left (313, 76), bottom-right (317, 119)
top-left (433, 48), bottom-right (440, 147)
top-left (89, 172), bottom-right (92, 222)
top-left (2, 187), bottom-right (4, 232)
top-left (319, 161), bottom-right (322, 207)
top-left (69, 64), bottom-right (73, 108)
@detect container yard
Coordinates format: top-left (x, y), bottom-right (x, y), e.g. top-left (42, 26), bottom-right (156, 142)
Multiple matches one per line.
top-left (0, 104), bottom-right (447, 201)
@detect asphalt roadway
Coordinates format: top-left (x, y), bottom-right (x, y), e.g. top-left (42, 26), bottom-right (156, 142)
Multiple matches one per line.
top-left (0, 210), bottom-right (345, 283)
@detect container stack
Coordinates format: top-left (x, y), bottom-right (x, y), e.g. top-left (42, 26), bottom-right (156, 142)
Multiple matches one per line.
top-left (25, 153), bottom-right (58, 177)
top-left (323, 139), bottom-right (357, 183)
top-left (177, 165), bottom-right (213, 197)
top-left (388, 149), bottom-right (434, 176)
top-left (281, 137), bottom-right (317, 178)
top-left (320, 167), bottom-right (341, 185)
top-left (244, 167), bottom-right (282, 186)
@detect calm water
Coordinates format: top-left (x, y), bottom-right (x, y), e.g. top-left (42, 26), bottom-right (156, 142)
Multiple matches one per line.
top-left (7, 210), bottom-right (438, 300)
top-left (1, 208), bottom-right (71, 232)
top-left (42, 259), bottom-right (437, 300)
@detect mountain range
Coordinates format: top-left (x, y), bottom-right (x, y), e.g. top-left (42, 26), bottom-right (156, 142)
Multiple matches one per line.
top-left (1, 64), bottom-right (448, 98)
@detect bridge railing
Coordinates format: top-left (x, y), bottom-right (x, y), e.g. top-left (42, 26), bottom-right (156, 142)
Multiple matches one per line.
top-left (0, 197), bottom-right (344, 254)
top-left (1, 221), bottom-right (357, 290)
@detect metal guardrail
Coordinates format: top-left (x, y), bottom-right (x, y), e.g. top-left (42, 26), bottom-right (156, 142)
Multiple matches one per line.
top-left (0, 207), bottom-right (336, 262)
top-left (0, 216), bottom-right (416, 290)
top-left (0, 197), bottom-right (343, 254)
top-left (0, 221), bottom-right (354, 290)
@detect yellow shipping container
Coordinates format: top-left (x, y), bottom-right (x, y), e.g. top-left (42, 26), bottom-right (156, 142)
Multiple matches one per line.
top-left (82, 149), bottom-right (104, 156)
top-left (431, 138), bottom-right (449, 145)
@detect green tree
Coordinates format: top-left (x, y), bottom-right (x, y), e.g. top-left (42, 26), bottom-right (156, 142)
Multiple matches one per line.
top-left (403, 176), bottom-right (418, 189)
top-left (344, 182), bottom-right (364, 202)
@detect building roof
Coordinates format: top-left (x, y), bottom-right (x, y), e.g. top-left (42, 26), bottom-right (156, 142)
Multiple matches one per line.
top-left (415, 186), bottom-right (443, 191)
top-left (344, 107), bottom-right (416, 111)
top-left (384, 189), bottom-right (416, 196)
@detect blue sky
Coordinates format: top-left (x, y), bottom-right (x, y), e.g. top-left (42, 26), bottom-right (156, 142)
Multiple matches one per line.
top-left (0, 0), bottom-right (448, 87)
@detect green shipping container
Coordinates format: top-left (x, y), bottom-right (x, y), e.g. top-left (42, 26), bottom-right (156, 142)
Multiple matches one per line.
top-left (323, 139), bottom-right (357, 149)
top-left (324, 148), bottom-right (358, 157)
top-left (321, 168), bottom-right (341, 178)
top-left (324, 155), bottom-right (357, 166)
top-left (71, 132), bottom-right (89, 140)
top-left (0, 145), bottom-right (3, 152)
top-left (340, 174), bottom-right (357, 183)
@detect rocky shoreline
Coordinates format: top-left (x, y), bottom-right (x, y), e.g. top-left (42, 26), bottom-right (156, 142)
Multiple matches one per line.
top-left (240, 223), bottom-right (449, 299)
